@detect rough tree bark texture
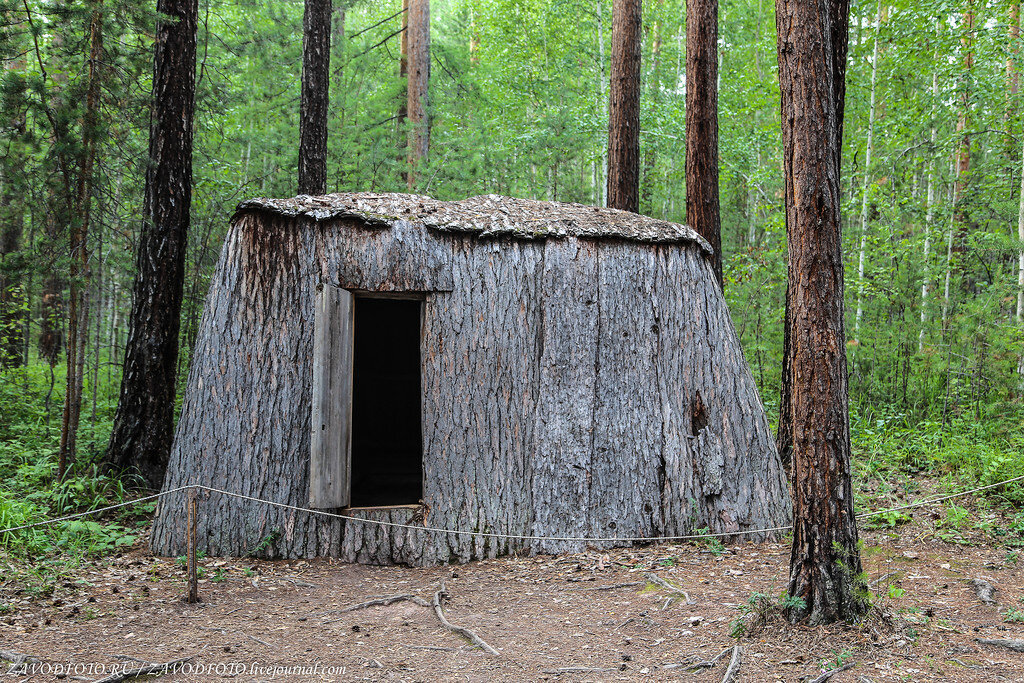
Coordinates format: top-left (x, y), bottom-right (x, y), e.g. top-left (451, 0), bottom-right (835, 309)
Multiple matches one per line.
top-left (406, 0), bottom-right (429, 189)
top-left (776, 0), bottom-right (867, 624)
top-left (685, 0), bottom-right (722, 287)
top-left (152, 198), bottom-right (789, 564)
top-left (606, 0), bottom-right (641, 213)
top-left (298, 0), bottom-right (331, 196)
top-left (106, 0), bottom-right (198, 489)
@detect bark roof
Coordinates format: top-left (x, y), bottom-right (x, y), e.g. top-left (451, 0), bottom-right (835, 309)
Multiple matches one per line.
top-left (234, 193), bottom-right (711, 252)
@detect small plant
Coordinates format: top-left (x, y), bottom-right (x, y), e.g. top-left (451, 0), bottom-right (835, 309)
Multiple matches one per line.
top-left (1003, 608), bottom-right (1024, 624)
top-left (819, 649), bottom-right (853, 670)
top-left (692, 528), bottom-right (725, 556)
top-left (211, 568), bottom-right (227, 583)
top-left (246, 529), bottom-right (281, 558)
top-left (730, 590), bottom-right (807, 638)
top-left (887, 583), bottom-right (906, 600)
top-left (865, 510), bottom-right (912, 530)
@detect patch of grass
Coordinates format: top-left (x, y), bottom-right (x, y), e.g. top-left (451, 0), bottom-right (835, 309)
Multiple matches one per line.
top-left (1002, 608), bottom-right (1024, 624)
top-left (730, 590), bottom-right (806, 638)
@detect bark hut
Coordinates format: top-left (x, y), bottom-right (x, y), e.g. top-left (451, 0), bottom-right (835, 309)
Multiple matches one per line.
top-left (151, 193), bottom-right (790, 564)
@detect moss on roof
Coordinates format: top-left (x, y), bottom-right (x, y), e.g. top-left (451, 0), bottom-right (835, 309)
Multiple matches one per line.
top-left (234, 192), bottom-right (712, 253)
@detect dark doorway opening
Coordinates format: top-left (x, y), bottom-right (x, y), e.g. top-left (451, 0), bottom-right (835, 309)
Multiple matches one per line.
top-left (350, 296), bottom-right (424, 507)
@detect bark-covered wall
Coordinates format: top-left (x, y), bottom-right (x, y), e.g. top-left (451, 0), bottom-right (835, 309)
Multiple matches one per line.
top-left (153, 211), bottom-right (790, 563)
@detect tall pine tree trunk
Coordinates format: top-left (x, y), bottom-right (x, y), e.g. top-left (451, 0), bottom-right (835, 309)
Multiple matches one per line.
top-left (297, 0), bottom-right (331, 195)
top-left (685, 0), bottom-right (722, 286)
top-left (776, 0), bottom-right (868, 625)
top-left (107, 0), bottom-right (198, 489)
top-left (405, 0), bottom-right (429, 189)
top-left (606, 0), bottom-right (641, 212)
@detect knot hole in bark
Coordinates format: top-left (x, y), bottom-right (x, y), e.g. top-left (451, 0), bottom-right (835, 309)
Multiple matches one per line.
top-left (690, 391), bottom-right (708, 437)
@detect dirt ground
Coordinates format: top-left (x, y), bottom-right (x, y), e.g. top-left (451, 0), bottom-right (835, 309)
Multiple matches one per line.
top-left (3, 517), bottom-right (1024, 683)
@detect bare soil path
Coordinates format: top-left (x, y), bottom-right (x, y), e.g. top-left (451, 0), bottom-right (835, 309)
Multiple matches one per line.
top-left (3, 526), bottom-right (1024, 682)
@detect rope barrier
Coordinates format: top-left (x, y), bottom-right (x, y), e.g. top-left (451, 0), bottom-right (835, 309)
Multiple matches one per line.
top-left (2, 474), bottom-right (1023, 544)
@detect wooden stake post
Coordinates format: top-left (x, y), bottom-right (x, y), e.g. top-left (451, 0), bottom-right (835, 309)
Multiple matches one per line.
top-left (186, 488), bottom-right (199, 603)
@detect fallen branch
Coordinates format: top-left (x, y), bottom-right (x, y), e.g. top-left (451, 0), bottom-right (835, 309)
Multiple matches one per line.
top-left (975, 637), bottom-right (1024, 653)
top-left (3, 650), bottom-right (41, 675)
top-left (244, 633), bottom-right (274, 649)
top-left (431, 580), bottom-right (499, 656)
top-left (581, 581), bottom-right (643, 592)
top-left (644, 573), bottom-right (695, 604)
top-left (541, 667), bottom-right (618, 674)
top-left (91, 657), bottom-right (192, 683)
top-left (340, 594), bottom-right (431, 613)
top-left (808, 661), bottom-right (854, 683)
top-left (720, 645), bottom-right (742, 683)
top-left (281, 577), bottom-right (319, 589)
top-left (868, 571), bottom-right (901, 588)
top-left (969, 579), bottom-right (997, 605)
top-left (684, 646), bottom-right (733, 672)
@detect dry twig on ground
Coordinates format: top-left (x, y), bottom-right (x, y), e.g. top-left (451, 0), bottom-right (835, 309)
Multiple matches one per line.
top-left (720, 645), bottom-right (742, 683)
top-left (808, 661), bottom-right (855, 683)
top-left (432, 579), bottom-right (500, 656)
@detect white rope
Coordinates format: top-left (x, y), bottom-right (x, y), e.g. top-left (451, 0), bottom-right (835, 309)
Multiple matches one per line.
top-left (0, 486), bottom-right (192, 534)
top-left (194, 485), bottom-right (790, 542)
top-left (1, 475), bottom-right (1023, 543)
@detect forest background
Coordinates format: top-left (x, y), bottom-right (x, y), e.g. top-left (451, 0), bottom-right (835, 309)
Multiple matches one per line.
top-left (2, 0), bottom-right (1024, 557)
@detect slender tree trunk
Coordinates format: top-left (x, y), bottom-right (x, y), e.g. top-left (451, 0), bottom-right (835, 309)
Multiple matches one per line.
top-left (597, 0), bottom-right (608, 207)
top-left (106, 0), bottom-right (198, 489)
top-left (1017, 138), bottom-right (1024, 381)
top-left (942, 158), bottom-right (957, 328)
top-left (853, 0), bottom-right (882, 334)
top-left (297, 0), bottom-right (331, 195)
top-left (57, 1), bottom-right (103, 479)
top-left (0, 60), bottom-right (26, 368)
top-left (686, 0), bottom-right (722, 286)
top-left (776, 0), bottom-right (867, 625)
top-left (1007, 3), bottom-right (1020, 178)
top-left (952, 6), bottom-right (974, 256)
top-left (406, 0), bottom-right (429, 190)
top-left (606, 0), bottom-right (641, 212)
top-left (919, 26), bottom-right (940, 352)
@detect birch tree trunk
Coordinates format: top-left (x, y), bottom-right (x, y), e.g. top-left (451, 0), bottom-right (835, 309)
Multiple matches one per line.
top-left (919, 27), bottom-right (940, 352)
top-left (1017, 139), bottom-right (1024, 381)
top-left (853, 0), bottom-right (883, 335)
top-left (606, 0), bottom-right (641, 212)
top-left (297, 0), bottom-right (331, 195)
top-left (107, 0), bottom-right (198, 488)
top-left (776, 0), bottom-right (868, 625)
top-left (686, 0), bottom-right (722, 286)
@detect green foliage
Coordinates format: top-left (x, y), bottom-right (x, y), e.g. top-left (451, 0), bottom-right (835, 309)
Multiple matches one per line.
top-left (730, 590), bottom-right (807, 638)
top-left (691, 527), bottom-right (726, 556)
top-left (1002, 608), bottom-right (1024, 624)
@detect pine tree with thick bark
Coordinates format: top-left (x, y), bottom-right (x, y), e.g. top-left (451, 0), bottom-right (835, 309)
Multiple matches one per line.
top-left (685, 0), bottom-right (721, 287)
top-left (405, 0), bottom-right (429, 189)
top-left (776, 0), bottom-right (868, 625)
top-left (106, 0), bottom-right (198, 489)
top-left (298, 0), bottom-right (331, 195)
top-left (606, 0), bottom-right (641, 213)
